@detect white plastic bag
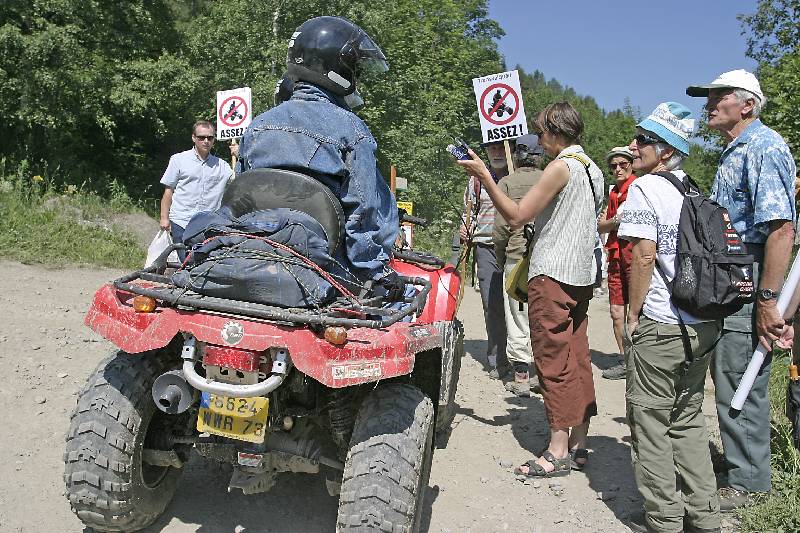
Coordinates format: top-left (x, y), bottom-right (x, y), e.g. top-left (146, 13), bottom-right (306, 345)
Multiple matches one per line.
top-left (145, 229), bottom-right (179, 268)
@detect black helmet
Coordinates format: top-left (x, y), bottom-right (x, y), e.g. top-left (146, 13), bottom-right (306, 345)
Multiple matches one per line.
top-left (286, 16), bottom-right (388, 97)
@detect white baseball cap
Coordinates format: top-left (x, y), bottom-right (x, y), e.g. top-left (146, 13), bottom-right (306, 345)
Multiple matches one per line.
top-left (686, 69), bottom-right (765, 103)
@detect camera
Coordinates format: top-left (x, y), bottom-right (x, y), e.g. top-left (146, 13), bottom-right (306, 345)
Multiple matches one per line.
top-left (446, 138), bottom-right (471, 161)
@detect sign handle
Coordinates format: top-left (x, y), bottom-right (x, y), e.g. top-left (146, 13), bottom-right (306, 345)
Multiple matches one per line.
top-left (230, 139), bottom-right (239, 174)
top-left (503, 140), bottom-right (514, 173)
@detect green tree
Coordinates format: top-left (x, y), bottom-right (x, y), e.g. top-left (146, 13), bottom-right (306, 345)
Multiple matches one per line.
top-left (517, 67), bottom-right (638, 188)
top-left (0, 0), bottom-right (191, 195)
top-left (739, 0), bottom-right (800, 167)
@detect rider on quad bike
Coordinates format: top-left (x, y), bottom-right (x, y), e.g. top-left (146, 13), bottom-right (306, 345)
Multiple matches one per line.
top-left (237, 16), bottom-right (403, 297)
top-left (64, 15), bottom-right (463, 533)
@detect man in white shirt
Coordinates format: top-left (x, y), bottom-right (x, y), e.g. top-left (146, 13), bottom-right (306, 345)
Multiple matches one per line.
top-left (160, 121), bottom-right (233, 260)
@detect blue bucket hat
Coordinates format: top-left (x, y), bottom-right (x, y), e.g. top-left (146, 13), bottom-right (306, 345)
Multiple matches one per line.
top-left (637, 102), bottom-right (695, 155)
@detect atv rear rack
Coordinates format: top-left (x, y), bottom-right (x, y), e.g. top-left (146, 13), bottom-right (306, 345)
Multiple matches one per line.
top-left (115, 251), bottom-right (431, 329)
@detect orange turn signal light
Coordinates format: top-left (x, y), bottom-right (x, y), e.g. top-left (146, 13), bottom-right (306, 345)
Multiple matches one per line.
top-left (324, 326), bottom-right (348, 345)
top-left (132, 295), bottom-right (157, 313)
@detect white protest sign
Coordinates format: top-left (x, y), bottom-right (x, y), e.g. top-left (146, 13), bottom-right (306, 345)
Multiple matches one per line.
top-left (472, 70), bottom-right (528, 144)
top-left (216, 87), bottom-right (252, 140)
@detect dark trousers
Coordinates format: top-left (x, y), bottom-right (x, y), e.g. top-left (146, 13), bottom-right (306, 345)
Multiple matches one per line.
top-left (712, 254), bottom-right (772, 493)
top-left (170, 221), bottom-right (187, 262)
top-left (474, 243), bottom-right (507, 366)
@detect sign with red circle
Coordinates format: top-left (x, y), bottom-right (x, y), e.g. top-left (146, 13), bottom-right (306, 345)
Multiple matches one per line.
top-left (479, 83), bottom-right (520, 126)
top-left (219, 96), bottom-right (248, 127)
top-left (472, 70), bottom-right (528, 144)
top-left (216, 87), bottom-right (252, 139)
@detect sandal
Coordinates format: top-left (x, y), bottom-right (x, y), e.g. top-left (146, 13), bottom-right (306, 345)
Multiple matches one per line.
top-left (570, 448), bottom-right (589, 471)
top-left (513, 451), bottom-right (571, 478)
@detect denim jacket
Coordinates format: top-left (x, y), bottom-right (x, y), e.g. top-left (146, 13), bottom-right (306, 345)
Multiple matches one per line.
top-left (237, 83), bottom-right (398, 281)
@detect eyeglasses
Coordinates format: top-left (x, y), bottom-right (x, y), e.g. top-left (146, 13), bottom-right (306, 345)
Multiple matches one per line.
top-left (634, 133), bottom-right (661, 146)
top-left (195, 135), bottom-right (215, 141)
top-left (609, 161), bottom-right (631, 170)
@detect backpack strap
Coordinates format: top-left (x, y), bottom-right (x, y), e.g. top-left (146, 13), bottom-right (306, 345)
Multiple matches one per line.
top-left (654, 170), bottom-right (702, 196)
top-left (559, 153), bottom-right (599, 211)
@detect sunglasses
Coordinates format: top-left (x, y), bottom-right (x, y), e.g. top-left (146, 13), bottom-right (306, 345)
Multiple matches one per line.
top-left (609, 161), bottom-right (631, 170)
top-left (633, 133), bottom-right (661, 146)
top-left (195, 135), bottom-right (215, 141)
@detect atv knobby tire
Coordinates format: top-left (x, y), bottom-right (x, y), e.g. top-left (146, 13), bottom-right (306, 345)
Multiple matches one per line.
top-left (435, 319), bottom-right (464, 435)
top-left (337, 383), bottom-right (434, 532)
top-left (64, 349), bottom-right (186, 532)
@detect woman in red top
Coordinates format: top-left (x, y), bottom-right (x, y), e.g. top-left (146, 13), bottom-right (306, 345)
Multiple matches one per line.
top-left (597, 146), bottom-right (636, 379)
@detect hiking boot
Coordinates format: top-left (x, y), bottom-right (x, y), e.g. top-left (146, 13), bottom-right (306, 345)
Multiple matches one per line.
top-left (602, 362), bottom-right (626, 380)
top-left (718, 487), bottom-right (755, 512)
top-left (505, 372), bottom-right (531, 397)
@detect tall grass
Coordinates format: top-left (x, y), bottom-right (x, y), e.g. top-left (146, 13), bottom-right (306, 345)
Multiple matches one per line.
top-left (0, 160), bottom-right (144, 269)
top-left (737, 350), bottom-right (800, 532)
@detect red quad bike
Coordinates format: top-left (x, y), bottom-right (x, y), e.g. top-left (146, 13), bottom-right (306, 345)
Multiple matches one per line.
top-left (64, 169), bottom-right (464, 532)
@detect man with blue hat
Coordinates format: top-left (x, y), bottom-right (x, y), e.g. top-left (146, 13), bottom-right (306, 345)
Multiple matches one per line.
top-left (618, 102), bottom-right (722, 533)
top-left (687, 69), bottom-right (796, 511)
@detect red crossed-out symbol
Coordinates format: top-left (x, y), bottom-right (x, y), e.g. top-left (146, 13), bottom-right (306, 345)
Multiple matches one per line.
top-left (479, 83), bottom-right (519, 126)
top-left (218, 95), bottom-right (249, 127)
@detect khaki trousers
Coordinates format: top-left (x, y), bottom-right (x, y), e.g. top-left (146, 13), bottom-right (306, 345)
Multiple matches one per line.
top-left (625, 316), bottom-right (721, 533)
top-left (502, 263), bottom-right (532, 366)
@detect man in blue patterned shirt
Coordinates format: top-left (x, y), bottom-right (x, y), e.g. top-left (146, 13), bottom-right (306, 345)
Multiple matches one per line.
top-left (687, 69), bottom-right (797, 511)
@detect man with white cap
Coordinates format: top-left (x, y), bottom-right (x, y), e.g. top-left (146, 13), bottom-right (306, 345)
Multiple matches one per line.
top-left (618, 102), bottom-right (722, 533)
top-left (687, 69), bottom-right (796, 510)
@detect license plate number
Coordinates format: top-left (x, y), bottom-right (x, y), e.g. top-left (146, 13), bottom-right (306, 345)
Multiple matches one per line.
top-left (196, 392), bottom-right (269, 443)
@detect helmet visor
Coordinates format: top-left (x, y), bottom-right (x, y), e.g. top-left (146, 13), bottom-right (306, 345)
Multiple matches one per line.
top-left (354, 35), bottom-right (388, 78)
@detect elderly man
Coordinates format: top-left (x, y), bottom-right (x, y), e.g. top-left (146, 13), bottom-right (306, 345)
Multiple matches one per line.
top-left (459, 140), bottom-right (512, 379)
top-left (494, 135), bottom-right (544, 396)
top-left (160, 120), bottom-right (234, 261)
top-left (687, 69), bottom-right (796, 511)
top-left (619, 102), bottom-right (721, 533)
top-left (599, 146), bottom-right (637, 380)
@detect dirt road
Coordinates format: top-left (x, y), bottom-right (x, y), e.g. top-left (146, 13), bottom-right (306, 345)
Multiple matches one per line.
top-left (0, 261), bottom-right (730, 532)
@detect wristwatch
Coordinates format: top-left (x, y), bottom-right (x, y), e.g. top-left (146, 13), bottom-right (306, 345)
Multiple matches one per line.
top-left (757, 288), bottom-right (779, 301)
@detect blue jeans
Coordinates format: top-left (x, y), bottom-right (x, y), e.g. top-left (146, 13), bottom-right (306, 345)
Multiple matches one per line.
top-left (170, 221), bottom-right (187, 262)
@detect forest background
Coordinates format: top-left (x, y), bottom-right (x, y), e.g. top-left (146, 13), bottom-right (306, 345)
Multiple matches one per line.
top-left (1, 0), bottom-right (798, 256)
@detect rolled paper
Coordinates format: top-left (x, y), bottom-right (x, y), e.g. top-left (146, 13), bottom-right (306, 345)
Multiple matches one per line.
top-left (731, 252), bottom-right (800, 410)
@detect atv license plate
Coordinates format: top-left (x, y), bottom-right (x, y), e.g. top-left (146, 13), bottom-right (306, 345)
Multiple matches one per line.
top-left (197, 392), bottom-right (269, 443)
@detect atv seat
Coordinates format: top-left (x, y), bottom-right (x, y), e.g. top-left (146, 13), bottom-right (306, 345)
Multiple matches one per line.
top-left (221, 169), bottom-right (345, 254)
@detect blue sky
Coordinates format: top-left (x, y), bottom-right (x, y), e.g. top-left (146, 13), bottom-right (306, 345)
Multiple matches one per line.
top-left (487, 0), bottom-right (760, 123)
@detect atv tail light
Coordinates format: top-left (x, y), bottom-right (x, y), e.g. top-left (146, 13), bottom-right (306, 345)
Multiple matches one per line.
top-left (132, 295), bottom-right (157, 313)
top-left (324, 326), bottom-right (348, 345)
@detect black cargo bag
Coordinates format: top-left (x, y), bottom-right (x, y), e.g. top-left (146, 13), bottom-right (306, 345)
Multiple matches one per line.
top-left (655, 171), bottom-right (754, 319)
top-left (171, 208), bottom-right (338, 308)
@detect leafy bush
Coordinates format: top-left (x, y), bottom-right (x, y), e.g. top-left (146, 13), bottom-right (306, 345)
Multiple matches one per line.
top-left (0, 161), bottom-right (144, 269)
top-left (737, 350), bottom-right (800, 532)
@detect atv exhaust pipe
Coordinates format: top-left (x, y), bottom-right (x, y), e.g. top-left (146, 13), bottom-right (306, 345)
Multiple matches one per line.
top-left (180, 336), bottom-right (291, 398)
top-left (152, 370), bottom-right (195, 414)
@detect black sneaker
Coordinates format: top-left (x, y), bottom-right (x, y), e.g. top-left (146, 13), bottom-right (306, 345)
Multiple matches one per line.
top-left (718, 487), bottom-right (754, 512)
top-left (602, 362), bottom-right (626, 380)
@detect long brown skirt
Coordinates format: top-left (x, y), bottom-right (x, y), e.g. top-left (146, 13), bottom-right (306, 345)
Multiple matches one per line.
top-left (528, 275), bottom-right (597, 429)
